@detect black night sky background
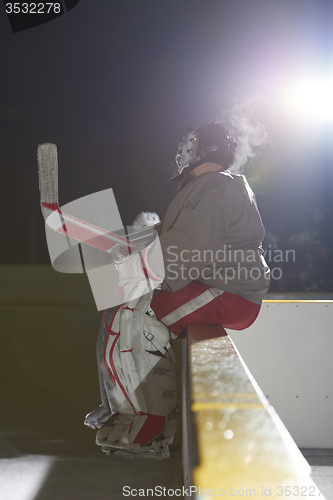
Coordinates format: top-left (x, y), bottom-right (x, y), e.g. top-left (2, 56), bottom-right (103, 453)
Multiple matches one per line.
top-left (1, 0), bottom-right (333, 292)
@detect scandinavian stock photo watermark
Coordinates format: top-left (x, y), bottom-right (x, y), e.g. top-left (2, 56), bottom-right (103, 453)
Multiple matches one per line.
top-left (165, 245), bottom-right (296, 283)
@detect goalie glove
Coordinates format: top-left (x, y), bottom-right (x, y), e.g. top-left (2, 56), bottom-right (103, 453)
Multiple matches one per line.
top-left (132, 212), bottom-right (160, 230)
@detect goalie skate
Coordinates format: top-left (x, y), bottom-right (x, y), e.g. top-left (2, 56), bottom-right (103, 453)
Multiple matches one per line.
top-left (96, 414), bottom-right (174, 460)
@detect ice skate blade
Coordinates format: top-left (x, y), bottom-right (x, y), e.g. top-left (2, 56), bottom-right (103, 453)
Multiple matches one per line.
top-left (84, 405), bottom-right (112, 429)
top-left (84, 420), bottom-right (103, 430)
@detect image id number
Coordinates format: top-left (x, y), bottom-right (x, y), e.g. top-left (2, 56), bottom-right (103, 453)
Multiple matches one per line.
top-left (5, 3), bottom-right (61, 14)
top-left (277, 486), bottom-right (320, 496)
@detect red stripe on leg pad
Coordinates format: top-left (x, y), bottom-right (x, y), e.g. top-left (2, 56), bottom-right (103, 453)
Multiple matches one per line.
top-left (133, 415), bottom-right (166, 445)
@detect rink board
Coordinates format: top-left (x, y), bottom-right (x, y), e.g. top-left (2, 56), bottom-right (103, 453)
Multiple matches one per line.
top-left (229, 300), bottom-right (333, 448)
top-left (184, 333), bottom-right (323, 500)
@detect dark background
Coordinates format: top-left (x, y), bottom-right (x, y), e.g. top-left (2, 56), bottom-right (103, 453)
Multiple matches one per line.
top-left (1, 0), bottom-right (333, 292)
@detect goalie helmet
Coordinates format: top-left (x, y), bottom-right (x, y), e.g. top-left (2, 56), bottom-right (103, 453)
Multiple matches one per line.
top-left (172, 123), bottom-right (237, 182)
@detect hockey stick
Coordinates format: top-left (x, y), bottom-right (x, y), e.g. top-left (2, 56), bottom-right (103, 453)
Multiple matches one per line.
top-left (37, 143), bottom-right (141, 255)
top-left (37, 142), bottom-right (59, 220)
top-left (37, 142), bottom-right (76, 255)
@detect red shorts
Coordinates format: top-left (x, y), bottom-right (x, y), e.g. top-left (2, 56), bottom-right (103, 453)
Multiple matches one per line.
top-left (150, 281), bottom-right (261, 337)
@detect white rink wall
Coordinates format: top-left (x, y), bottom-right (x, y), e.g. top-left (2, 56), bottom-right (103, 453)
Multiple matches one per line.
top-left (229, 300), bottom-right (333, 448)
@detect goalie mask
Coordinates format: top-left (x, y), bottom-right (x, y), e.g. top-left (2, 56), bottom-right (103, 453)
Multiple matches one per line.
top-left (172, 123), bottom-right (237, 182)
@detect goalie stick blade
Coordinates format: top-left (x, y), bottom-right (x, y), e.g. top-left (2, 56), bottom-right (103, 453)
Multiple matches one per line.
top-left (37, 143), bottom-right (59, 219)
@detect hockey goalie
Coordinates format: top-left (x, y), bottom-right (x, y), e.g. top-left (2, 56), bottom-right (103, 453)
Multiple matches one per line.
top-left (38, 123), bottom-right (270, 460)
top-left (85, 124), bottom-right (270, 460)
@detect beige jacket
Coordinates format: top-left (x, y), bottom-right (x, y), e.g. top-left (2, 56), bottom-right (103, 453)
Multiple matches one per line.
top-left (159, 171), bottom-right (270, 304)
